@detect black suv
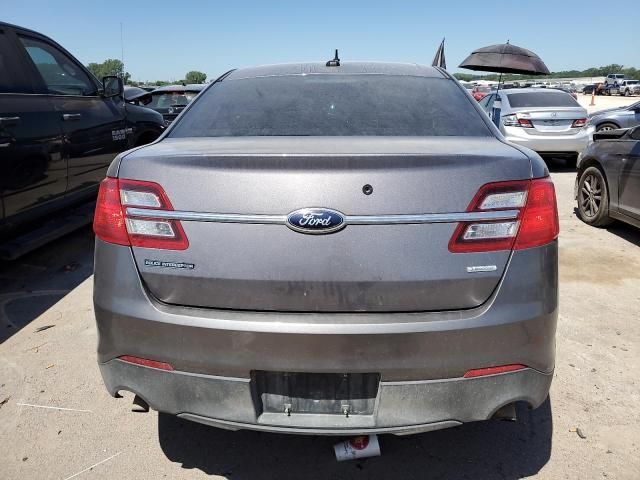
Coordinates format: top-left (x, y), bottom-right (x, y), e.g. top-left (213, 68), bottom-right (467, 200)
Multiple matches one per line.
top-left (0, 22), bottom-right (165, 258)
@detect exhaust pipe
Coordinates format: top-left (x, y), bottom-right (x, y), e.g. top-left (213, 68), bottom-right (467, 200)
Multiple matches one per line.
top-left (492, 403), bottom-right (517, 422)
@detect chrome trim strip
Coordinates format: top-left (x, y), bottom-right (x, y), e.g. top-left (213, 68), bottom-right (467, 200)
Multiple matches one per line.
top-left (126, 208), bottom-right (519, 224)
top-left (345, 211), bottom-right (519, 224)
top-left (126, 208), bottom-right (286, 224)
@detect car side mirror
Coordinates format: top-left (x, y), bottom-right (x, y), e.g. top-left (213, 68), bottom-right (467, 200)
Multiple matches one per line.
top-left (102, 76), bottom-right (124, 98)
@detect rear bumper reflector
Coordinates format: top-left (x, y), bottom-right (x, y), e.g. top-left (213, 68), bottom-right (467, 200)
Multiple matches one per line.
top-left (463, 364), bottom-right (527, 378)
top-left (118, 355), bottom-right (174, 371)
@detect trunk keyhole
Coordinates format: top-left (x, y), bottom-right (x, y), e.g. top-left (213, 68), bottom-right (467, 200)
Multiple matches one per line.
top-left (362, 184), bottom-right (373, 195)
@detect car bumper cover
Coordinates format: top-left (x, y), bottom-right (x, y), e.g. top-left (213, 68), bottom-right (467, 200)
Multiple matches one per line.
top-left (503, 126), bottom-right (593, 154)
top-left (100, 359), bottom-right (551, 435)
top-left (94, 240), bottom-right (558, 434)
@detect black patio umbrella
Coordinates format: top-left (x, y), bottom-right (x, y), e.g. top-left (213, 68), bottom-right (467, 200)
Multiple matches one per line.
top-left (459, 42), bottom-right (550, 126)
top-left (458, 43), bottom-right (549, 76)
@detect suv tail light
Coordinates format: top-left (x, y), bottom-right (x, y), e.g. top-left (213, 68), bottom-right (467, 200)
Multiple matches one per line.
top-left (94, 177), bottom-right (189, 250)
top-left (449, 177), bottom-right (559, 253)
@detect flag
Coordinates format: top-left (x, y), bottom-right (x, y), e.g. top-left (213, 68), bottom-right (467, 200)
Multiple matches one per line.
top-left (432, 38), bottom-right (446, 69)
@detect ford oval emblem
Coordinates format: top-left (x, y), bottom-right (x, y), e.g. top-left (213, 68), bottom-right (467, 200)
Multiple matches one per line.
top-left (286, 208), bottom-right (346, 234)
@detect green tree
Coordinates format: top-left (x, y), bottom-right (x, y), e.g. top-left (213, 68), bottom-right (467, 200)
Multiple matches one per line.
top-left (453, 64), bottom-right (639, 82)
top-left (453, 73), bottom-right (475, 82)
top-left (86, 59), bottom-right (131, 84)
top-left (185, 71), bottom-right (207, 84)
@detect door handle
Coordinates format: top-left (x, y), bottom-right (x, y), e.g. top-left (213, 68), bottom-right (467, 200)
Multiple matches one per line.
top-left (0, 116), bottom-right (21, 126)
top-left (62, 113), bottom-right (82, 121)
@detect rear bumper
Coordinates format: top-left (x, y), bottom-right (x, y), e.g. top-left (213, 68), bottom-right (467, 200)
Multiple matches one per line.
top-left (503, 125), bottom-right (593, 154)
top-left (100, 359), bottom-right (551, 435)
top-left (93, 240), bottom-right (558, 434)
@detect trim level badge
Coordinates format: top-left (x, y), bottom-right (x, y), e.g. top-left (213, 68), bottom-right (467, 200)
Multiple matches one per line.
top-left (466, 265), bottom-right (497, 273)
top-left (286, 208), bottom-right (346, 234)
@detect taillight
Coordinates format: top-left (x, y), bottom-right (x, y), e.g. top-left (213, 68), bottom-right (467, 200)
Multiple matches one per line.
top-left (571, 118), bottom-right (587, 128)
top-left (93, 178), bottom-right (129, 246)
top-left (513, 177), bottom-right (559, 250)
top-left (502, 114), bottom-right (534, 128)
top-left (449, 177), bottom-right (559, 253)
top-left (94, 177), bottom-right (189, 250)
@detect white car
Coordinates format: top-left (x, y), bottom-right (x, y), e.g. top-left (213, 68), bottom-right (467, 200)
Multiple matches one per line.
top-left (604, 73), bottom-right (625, 87)
top-left (618, 80), bottom-right (640, 97)
top-left (478, 88), bottom-right (593, 167)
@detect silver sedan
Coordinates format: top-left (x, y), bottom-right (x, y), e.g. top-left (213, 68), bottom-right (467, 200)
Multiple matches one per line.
top-left (478, 88), bottom-right (594, 167)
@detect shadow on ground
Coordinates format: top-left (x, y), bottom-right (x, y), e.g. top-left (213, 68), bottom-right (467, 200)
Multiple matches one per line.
top-left (546, 157), bottom-right (576, 173)
top-left (606, 221), bottom-right (640, 247)
top-left (0, 226), bottom-right (94, 342)
top-left (570, 207), bottom-right (640, 247)
top-left (159, 399), bottom-right (552, 480)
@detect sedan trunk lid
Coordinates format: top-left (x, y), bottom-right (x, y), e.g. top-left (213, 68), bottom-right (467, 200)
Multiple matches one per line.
top-left (118, 136), bottom-right (531, 312)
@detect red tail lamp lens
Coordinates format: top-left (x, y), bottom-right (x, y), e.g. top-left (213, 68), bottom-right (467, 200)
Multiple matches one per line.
top-left (94, 177), bottom-right (189, 250)
top-left (571, 118), bottom-right (587, 128)
top-left (449, 177), bottom-right (559, 253)
top-left (513, 178), bottom-right (559, 250)
top-left (94, 178), bottom-right (129, 246)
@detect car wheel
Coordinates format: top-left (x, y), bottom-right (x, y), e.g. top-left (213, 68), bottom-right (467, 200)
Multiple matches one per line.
top-left (596, 123), bottom-right (619, 132)
top-left (625, 89), bottom-right (631, 97)
top-left (577, 166), bottom-right (613, 227)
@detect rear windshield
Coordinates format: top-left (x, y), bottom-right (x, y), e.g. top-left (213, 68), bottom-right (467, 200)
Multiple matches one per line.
top-left (169, 75), bottom-right (491, 137)
top-left (507, 92), bottom-right (580, 108)
top-left (150, 91), bottom-right (200, 108)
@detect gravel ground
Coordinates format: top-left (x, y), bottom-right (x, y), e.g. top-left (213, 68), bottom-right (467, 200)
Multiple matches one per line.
top-left (0, 165), bottom-right (639, 479)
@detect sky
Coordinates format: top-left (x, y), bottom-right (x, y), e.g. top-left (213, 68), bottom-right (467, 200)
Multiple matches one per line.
top-left (3, 1), bottom-right (638, 82)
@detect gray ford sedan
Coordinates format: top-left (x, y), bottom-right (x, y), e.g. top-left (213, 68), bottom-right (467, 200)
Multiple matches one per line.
top-left (93, 62), bottom-right (559, 435)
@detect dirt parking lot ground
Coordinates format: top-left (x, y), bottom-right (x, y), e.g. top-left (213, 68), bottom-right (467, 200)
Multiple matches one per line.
top-left (1, 162), bottom-right (639, 479)
top-left (577, 92), bottom-right (637, 113)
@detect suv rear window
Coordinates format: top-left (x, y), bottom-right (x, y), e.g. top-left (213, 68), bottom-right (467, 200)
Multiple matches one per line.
top-left (507, 92), bottom-right (579, 108)
top-left (169, 75), bottom-right (491, 137)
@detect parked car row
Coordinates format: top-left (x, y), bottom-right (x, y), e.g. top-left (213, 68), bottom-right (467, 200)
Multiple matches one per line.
top-left (581, 80), bottom-right (640, 97)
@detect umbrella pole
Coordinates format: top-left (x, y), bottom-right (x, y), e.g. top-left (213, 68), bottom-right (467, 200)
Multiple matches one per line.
top-left (492, 72), bottom-right (503, 127)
